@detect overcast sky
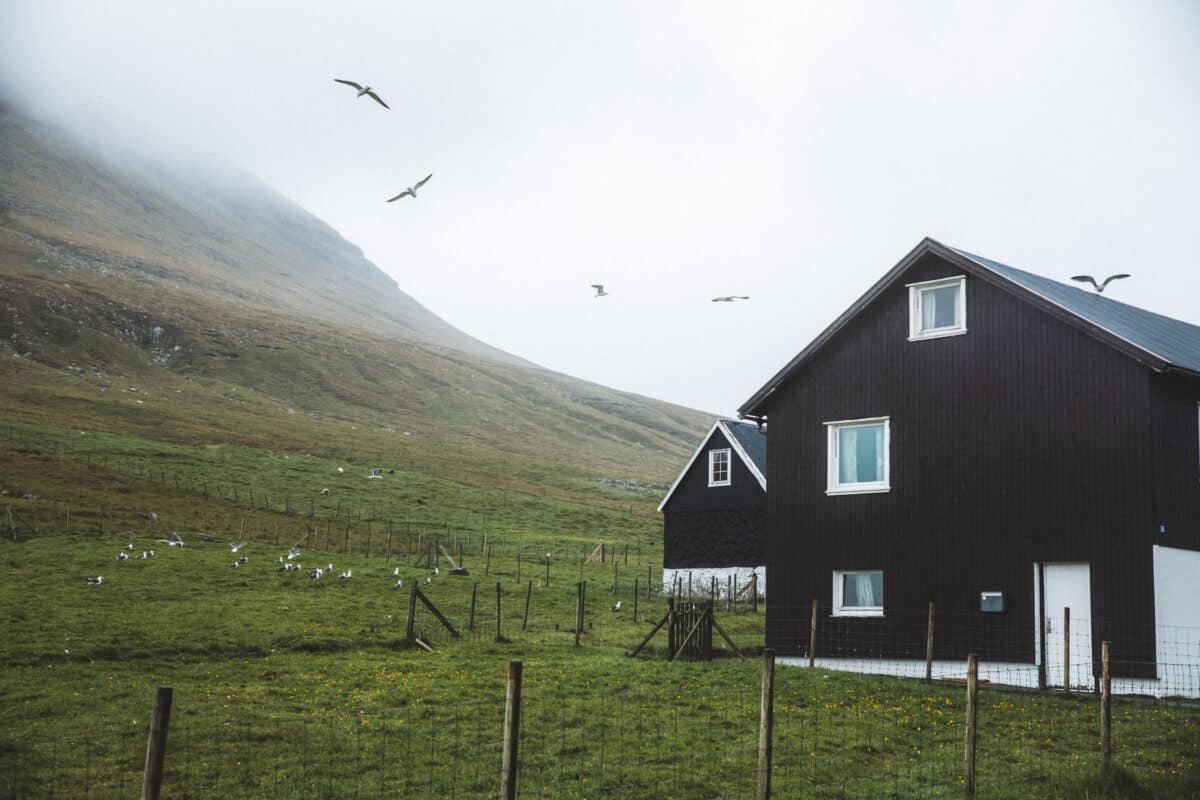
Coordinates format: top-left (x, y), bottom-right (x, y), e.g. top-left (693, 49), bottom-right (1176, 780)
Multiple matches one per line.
top-left (3, 1), bottom-right (1199, 416)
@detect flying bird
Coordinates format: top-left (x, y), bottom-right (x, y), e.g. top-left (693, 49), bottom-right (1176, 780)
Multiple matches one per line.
top-left (333, 79), bottom-right (389, 109)
top-left (712, 296), bottom-right (750, 303)
top-left (1071, 274), bottom-right (1130, 293)
top-left (387, 174), bottom-right (433, 202)
top-left (591, 284), bottom-right (608, 298)
top-left (230, 541), bottom-right (246, 553)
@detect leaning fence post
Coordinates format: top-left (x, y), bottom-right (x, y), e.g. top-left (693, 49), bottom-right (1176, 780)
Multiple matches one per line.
top-left (522, 580), bottom-right (532, 631)
top-left (469, 582), bottom-right (478, 632)
top-left (925, 601), bottom-right (936, 684)
top-left (1101, 640), bottom-right (1112, 769)
top-left (964, 653), bottom-right (978, 797)
top-left (501, 659), bottom-right (523, 800)
top-left (1063, 606), bottom-right (1071, 694)
top-left (140, 686), bottom-right (173, 800)
top-left (757, 648), bottom-right (776, 800)
top-left (808, 597), bottom-right (818, 668)
top-left (496, 582), bottom-right (503, 642)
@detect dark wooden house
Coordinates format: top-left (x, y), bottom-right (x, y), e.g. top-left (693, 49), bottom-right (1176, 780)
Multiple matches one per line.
top-left (658, 419), bottom-right (767, 597)
top-left (739, 237), bottom-right (1200, 693)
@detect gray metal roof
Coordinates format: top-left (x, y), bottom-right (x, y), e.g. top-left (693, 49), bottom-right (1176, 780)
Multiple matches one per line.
top-left (721, 419), bottom-right (767, 476)
top-left (952, 247), bottom-right (1200, 376)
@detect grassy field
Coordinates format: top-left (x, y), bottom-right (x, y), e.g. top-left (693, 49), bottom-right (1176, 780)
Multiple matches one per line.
top-left (3, 490), bottom-right (1198, 798)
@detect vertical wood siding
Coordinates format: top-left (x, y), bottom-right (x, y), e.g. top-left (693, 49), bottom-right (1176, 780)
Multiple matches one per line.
top-left (763, 253), bottom-right (1164, 676)
top-left (663, 429), bottom-right (767, 568)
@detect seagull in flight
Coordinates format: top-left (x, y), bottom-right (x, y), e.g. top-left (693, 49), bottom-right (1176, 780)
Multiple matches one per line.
top-left (1071, 274), bottom-right (1130, 293)
top-left (591, 284), bottom-right (608, 298)
top-left (387, 174), bottom-right (433, 202)
top-left (712, 295), bottom-right (750, 303)
top-left (333, 79), bottom-right (389, 109)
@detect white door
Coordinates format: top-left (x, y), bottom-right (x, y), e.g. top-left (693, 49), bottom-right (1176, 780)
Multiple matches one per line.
top-left (1043, 563), bottom-right (1093, 689)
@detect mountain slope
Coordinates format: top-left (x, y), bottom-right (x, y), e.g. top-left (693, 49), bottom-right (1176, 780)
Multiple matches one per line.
top-left (0, 101), bottom-right (711, 505)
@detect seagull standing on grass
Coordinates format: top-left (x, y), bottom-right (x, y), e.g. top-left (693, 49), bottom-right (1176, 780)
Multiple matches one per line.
top-left (387, 174), bottom-right (433, 202)
top-left (87, 576), bottom-right (103, 585)
top-left (333, 79), bottom-right (389, 108)
top-left (611, 601), bottom-right (621, 612)
top-left (1071, 274), bottom-right (1131, 293)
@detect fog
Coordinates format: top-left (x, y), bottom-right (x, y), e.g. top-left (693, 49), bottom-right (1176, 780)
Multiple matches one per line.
top-left (2, 1), bottom-right (1199, 415)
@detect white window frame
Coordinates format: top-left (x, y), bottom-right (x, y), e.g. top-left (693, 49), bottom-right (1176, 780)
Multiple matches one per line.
top-left (708, 448), bottom-right (731, 487)
top-left (908, 275), bottom-right (967, 341)
top-left (825, 416), bottom-right (890, 495)
top-left (832, 570), bottom-right (885, 617)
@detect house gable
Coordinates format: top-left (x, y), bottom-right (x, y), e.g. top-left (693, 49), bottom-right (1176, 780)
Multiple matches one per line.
top-left (740, 237), bottom-right (1200, 419)
top-left (657, 420), bottom-right (766, 513)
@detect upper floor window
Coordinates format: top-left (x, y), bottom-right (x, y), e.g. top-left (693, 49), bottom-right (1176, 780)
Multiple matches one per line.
top-left (908, 275), bottom-right (966, 340)
top-left (826, 417), bottom-right (890, 494)
top-left (708, 448), bottom-right (731, 487)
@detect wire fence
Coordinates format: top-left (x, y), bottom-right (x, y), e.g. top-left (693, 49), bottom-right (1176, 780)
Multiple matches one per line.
top-left (4, 655), bottom-right (1197, 799)
top-left (767, 604), bottom-right (1200, 699)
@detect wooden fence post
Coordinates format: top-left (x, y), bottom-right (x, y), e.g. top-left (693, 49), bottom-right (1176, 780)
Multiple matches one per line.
top-left (406, 583), bottom-right (417, 642)
top-left (647, 564), bottom-right (652, 598)
top-left (500, 659), bottom-right (523, 800)
top-left (757, 649), bottom-right (776, 800)
top-left (545, 555), bottom-right (550, 587)
top-left (522, 580), bottom-right (532, 631)
top-left (613, 558), bottom-right (618, 593)
top-left (496, 582), bottom-right (503, 642)
top-left (1101, 640), bottom-right (1112, 769)
top-left (1064, 606), bottom-right (1071, 694)
top-left (633, 579), bottom-right (639, 623)
top-left (752, 573), bottom-right (759, 613)
top-left (925, 601), bottom-right (936, 684)
top-left (140, 686), bottom-right (173, 800)
top-left (809, 597), bottom-right (818, 668)
top-left (485, 546), bottom-right (492, 576)
top-left (964, 653), bottom-right (979, 797)
top-left (575, 581), bottom-right (585, 646)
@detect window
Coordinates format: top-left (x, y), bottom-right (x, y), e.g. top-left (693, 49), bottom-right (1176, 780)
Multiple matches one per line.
top-left (708, 448), bottom-right (731, 487)
top-left (825, 417), bottom-right (890, 494)
top-left (833, 570), bottom-right (884, 616)
top-left (908, 275), bottom-right (966, 340)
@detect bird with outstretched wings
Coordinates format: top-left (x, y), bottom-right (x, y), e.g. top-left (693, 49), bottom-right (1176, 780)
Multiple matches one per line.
top-left (387, 173), bottom-right (433, 202)
top-left (591, 284), bottom-right (608, 297)
top-left (1070, 274), bottom-right (1130, 293)
top-left (712, 296), bottom-right (750, 303)
top-left (334, 79), bottom-right (390, 109)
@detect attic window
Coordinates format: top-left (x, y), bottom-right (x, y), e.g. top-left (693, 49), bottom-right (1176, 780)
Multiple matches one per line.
top-left (908, 276), bottom-right (966, 340)
top-left (708, 449), bottom-right (731, 487)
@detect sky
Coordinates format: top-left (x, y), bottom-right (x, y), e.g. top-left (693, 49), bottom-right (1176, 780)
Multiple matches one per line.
top-left (2, 1), bottom-right (1199, 416)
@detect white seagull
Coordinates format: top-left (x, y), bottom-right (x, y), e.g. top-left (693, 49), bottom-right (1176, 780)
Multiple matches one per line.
top-left (591, 284), bottom-right (608, 298)
top-left (339, 570), bottom-right (352, 581)
top-left (393, 567), bottom-right (400, 577)
top-left (333, 79), bottom-right (389, 109)
top-left (115, 552), bottom-right (129, 561)
top-left (394, 579), bottom-right (404, 590)
top-left (1071, 274), bottom-right (1131, 293)
top-left (157, 532), bottom-right (184, 547)
top-left (87, 576), bottom-right (103, 585)
top-left (712, 296), bottom-right (750, 303)
top-left (230, 541), bottom-right (246, 553)
top-left (611, 601), bottom-right (621, 612)
top-left (387, 174), bottom-right (433, 202)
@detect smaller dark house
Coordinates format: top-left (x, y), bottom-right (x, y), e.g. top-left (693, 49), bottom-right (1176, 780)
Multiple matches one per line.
top-left (658, 419), bottom-right (767, 596)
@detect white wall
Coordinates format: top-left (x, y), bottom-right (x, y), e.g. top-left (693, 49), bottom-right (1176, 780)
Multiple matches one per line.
top-left (661, 566), bottom-right (765, 598)
top-left (1153, 545), bottom-right (1200, 684)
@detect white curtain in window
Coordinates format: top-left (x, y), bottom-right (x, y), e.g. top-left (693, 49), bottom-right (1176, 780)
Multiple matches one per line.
top-left (873, 425), bottom-right (884, 481)
top-left (921, 288), bottom-right (939, 330)
top-left (839, 428), bottom-right (857, 483)
top-left (854, 573), bottom-right (876, 606)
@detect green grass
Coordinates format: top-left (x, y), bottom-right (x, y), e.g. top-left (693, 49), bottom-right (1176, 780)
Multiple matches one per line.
top-left (2, 519), bottom-right (1197, 799)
